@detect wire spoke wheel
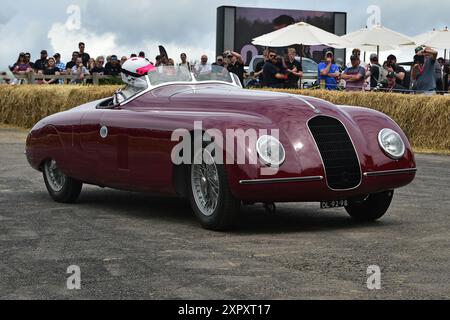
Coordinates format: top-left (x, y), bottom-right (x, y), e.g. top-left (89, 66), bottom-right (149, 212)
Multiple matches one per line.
top-left (188, 142), bottom-right (240, 230)
top-left (42, 159), bottom-right (83, 204)
top-left (191, 149), bottom-right (220, 217)
top-left (44, 160), bottom-right (66, 192)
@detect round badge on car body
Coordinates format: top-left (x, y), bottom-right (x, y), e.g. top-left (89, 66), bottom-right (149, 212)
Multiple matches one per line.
top-left (100, 126), bottom-right (108, 139)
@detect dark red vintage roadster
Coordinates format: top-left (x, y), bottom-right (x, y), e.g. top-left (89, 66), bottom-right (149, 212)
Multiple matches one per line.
top-left (26, 66), bottom-right (416, 230)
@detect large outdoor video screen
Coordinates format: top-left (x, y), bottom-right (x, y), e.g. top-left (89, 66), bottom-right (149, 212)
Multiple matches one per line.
top-left (217, 6), bottom-right (346, 65)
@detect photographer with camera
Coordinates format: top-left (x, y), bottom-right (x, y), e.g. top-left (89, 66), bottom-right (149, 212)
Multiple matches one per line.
top-left (385, 55), bottom-right (406, 92)
top-left (223, 50), bottom-right (245, 85)
top-left (412, 46), bottom-right (438, 94)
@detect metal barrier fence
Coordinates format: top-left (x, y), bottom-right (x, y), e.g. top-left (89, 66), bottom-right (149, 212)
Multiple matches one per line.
top-left (298, 83), bottom-right (450, 95)
top-left (1, 72), bottom-right (449, 94)
top-left (0, 72), bottom-right (121, 85)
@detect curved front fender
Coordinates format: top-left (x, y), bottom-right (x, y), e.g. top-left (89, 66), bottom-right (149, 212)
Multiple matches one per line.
top-left (26, 124), bottom-right (68, 172)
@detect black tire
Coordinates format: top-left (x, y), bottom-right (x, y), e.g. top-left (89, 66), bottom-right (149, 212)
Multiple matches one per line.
top-left (43, 159), bottom-right (82, 203)
top-left (188, 146), bottom-right (240, 231)
top-left (345, 190), bottom-right (394, 222)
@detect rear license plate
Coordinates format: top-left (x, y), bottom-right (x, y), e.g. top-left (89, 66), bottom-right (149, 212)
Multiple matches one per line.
top-left (320, 200), bottom-right (348, 209)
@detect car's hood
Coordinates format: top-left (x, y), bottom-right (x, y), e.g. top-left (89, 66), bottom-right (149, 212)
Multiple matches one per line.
top-left (169, 85), bottom-right (367, 149)
top-left (169, 86), bottom-right (348, 125)
top-left (170, 86), bottom-right (287, 103)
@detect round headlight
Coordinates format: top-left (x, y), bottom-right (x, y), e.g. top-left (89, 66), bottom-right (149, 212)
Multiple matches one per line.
top-left (256, 135), bottom-right (286, 167)
top-left (378, 128), bottom-right (405, 159)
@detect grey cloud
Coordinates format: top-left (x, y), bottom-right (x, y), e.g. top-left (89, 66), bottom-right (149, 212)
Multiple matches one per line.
top-left (82, 0), bottom-right (244, 48)
top-left (337, 0), bottom-right (450, 36)
top-left (0, 3), bottom-right (17, 25)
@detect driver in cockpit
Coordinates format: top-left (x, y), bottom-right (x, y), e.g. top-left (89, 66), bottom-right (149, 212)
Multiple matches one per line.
top-left (114, 57), bottom-right (155, 104)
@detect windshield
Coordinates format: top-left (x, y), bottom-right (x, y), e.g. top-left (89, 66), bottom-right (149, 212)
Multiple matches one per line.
top-left (115, 65), bottom-right (236, 105)
top-left (114, 82), bottom-right (149, 105)
top-left (193, 65), bottom-right (233, 83)
top-left (148, 65), bottom-right (192, 85)
top-left (122, 84), bottom-right (145, 99)
top-left (147, 65), bottom-right (234, 86)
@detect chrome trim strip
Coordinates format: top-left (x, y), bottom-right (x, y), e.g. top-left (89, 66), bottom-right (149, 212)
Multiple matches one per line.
top-left (239, 176), bottom-right (324, 185)
top-left (292, 95), bottom-right (321, 113)
top-left (306, 115), bottom-right (363, 192)
top-left (364, 168), bottom-right (417, 177)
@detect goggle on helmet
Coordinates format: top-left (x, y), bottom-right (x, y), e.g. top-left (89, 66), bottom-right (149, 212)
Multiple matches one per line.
top-left (121, 57), bottom-right (156, 88)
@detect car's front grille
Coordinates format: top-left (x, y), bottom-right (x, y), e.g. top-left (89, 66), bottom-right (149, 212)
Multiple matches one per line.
top-left (308, 116), bottom-right (361, 190)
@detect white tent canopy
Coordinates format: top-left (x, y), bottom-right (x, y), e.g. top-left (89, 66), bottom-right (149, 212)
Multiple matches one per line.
top-left (413, 28), bottom-right (450, 49)
top-left (252, 22), bottom-right (350, 48)
top-left (341, 25), bottom-right (416, 55)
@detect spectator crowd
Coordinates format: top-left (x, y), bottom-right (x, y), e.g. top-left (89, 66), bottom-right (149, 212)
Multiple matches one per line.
top-left (6, 42), bottom-right (247, 86)
top-left (4, 41), bottom-right (450, 94)
top-left (249, 47), bottom-right (449, 95)
top-left (8, 42), bottom-right (134, 84)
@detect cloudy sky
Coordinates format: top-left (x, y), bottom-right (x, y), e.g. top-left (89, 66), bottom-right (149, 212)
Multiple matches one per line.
top-left (1, 0), bottom-right (449, 68)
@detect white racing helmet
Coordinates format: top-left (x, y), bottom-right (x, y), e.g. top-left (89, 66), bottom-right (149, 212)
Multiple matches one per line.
top-left (121, 57), bottom-right (155, 88)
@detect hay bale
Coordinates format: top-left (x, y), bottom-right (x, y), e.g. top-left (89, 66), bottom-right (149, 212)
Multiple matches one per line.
top-left (0, 85), bottom-right (119, 128)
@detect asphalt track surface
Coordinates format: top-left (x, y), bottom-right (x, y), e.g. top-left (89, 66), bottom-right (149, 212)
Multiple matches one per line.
top-left (0, 127), bottom-right (449, 299)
